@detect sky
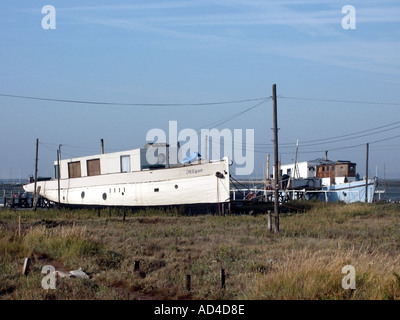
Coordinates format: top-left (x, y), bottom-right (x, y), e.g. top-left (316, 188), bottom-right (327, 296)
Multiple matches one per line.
top-left (1, 0), bottom-right (400, 181)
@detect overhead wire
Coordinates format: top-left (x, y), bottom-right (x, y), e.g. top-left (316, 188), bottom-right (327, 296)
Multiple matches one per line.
top-left (279, 95), bottom-right (400, 107)
top-left (0, 92), bottom-right (268, 107)
top-left (8, 91), bottom-right (399, 160)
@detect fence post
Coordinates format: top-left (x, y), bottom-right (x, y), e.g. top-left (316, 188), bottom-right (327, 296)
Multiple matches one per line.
top-left (267, 210), bottom-right (272, 232)
top-left (221, 269), bottom-right (226, 289)
top-left (186, 275), bottom-right (191, 292)
top-left (22, 258), bottom-right (31, 276)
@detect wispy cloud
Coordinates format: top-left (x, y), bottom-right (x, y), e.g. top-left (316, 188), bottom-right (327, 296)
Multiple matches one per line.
top-left (52, 1), bottom-right (400, 76)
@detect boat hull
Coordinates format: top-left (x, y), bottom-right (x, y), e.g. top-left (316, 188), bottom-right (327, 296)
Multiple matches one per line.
top-left (314, 178), bottom-right (378, 203)
top-left (23, 158), bottom-right (230, 208)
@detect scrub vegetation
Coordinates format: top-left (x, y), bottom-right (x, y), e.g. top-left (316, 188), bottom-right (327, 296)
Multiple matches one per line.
top-left (1, 202), bottom-right (400, 300)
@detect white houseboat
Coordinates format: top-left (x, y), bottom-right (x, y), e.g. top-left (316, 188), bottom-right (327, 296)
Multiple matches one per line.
top-left (277, 158), bottom-right (378, 203)
top-left (23, 143), bottom-right (230, 212)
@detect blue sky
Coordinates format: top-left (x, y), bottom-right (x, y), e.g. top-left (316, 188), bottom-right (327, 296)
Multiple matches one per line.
top-left (1, 0), bottom-right (400, 180)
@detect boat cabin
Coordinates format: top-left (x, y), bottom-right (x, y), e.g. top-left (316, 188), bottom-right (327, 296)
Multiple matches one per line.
top-left (317, 160), bottom-right (356, 185)
top-left (54, 144), bottom-right (181, 180)
top-left (276, 159), bottom-right (358, 188)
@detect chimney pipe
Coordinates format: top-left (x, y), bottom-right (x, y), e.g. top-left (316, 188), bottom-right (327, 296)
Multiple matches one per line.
top-left (101, 139), bottom-right (104, 154)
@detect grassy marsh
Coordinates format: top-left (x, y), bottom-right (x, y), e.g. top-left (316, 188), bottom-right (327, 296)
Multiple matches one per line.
top-left (1, 202), bottom-right (400, 300)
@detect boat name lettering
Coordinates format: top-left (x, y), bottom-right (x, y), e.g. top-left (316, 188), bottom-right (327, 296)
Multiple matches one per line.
top-left (186, 168), bottom-right (203, 175)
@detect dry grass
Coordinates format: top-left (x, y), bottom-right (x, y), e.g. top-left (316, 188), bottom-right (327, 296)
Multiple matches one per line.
top-left (1, 202), bottom-right (400, 300)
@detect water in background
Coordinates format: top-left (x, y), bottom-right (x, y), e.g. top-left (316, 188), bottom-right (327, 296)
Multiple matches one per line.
top-left (1, 178), bottom-right (400, 206)
top-left (381, 179), bottom-right (400, 203)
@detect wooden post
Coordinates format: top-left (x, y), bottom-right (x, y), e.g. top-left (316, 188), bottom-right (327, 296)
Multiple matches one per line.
top-left (272, 84), bottom-right (280, 233)
top-left (22, 257), bottom-right (30, 276)
top-left (186, 274), bottom-right (191, 292)
top-left (267, 210), bottom-right (272, 232)
top-left (18, 215), bottom-right (21, 237)
top-left (221, 269), bottom-right (226, 289)
top-left (365, 143), bottom-right (369, 202)
top-left (123, 208), bottom-right (126, 221)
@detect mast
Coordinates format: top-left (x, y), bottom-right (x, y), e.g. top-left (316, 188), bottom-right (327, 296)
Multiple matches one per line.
top-left (265, 154), bottom-right (270, 186)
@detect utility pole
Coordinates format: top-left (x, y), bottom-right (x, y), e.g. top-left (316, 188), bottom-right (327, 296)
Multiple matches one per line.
top-left (272, 84), bottom-right (280, 233)
top-left (33, 138), bottom-right (39, 210)
top-left (57, 144), bottom-right (62, 209)
top-left (365, 143), bottom-right (369, 202)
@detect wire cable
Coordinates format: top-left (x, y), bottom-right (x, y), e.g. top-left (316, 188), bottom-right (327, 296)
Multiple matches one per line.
top-left (280, 95), bottom-right (400, 107)
top-left (0, 92), bottom-right (268, 107)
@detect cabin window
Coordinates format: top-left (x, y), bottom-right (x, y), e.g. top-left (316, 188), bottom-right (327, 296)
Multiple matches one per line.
top-left (87, 159), bottom-right (101, 176)
top-left (68, 161), bottom-right (81, 179)
top-left (121, 155), bottom-right (131, 173)
top-left (154, 188), bottom-right (159, 192)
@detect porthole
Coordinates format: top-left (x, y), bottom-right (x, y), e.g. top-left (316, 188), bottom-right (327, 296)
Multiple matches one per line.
top-left (175, 185), bottom-right (178, 189)
top-left (154, 188), bottom-right (159, 192)
top-left (102, 193), bottom-right (107, 200)
top-left (81, 191), bottom-right (85, 199)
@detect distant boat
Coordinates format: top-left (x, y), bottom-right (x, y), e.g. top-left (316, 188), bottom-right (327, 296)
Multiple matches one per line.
top-left (23, 143), bottom-right (230, 212)
top-left (277, 159), bottom-right (378, 203)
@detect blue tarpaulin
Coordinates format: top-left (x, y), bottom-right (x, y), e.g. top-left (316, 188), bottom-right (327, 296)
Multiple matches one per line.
top-left (182, 152), bottom-right (201, 164)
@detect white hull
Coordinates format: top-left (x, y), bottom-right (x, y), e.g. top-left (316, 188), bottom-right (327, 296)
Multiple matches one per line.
top-left (288, 178), bottom-right (378, 203)
top-left (318, 177), bottom-right (378, 203)
top-left (24, 158), bottom-right (230, 208)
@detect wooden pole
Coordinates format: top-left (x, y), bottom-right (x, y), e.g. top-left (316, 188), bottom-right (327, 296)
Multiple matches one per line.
top-left (365, 143), bottom-right (369, 202)
top-left (57, 145), bottom-right (62, 210)
top-left (272, 84), bottom-right (280, 233)
top-left (221, 269), bottom-right (226, 289)
top-left (18, 215), bottom-right (21, 237)
top-left (265, 154), bottom-right (270, 185)
top-left (267, 210), bottom-right (272, 232)
top-left (22, 257), bottom-right (31, 276)
top-left (33, 138), bottom-right (39, 210)
top-left (186, 274), bottom-right (191, 292)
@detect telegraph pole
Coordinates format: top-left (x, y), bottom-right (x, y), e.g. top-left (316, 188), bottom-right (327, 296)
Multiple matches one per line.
top-left (33, 138), bottom-right (39, 210)
top-left (365, 143), bottom-right (369, 202)
top-left (57, 144), bottom-right (62, 209)
top-left (272, 84), bottom-right (280, 232)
